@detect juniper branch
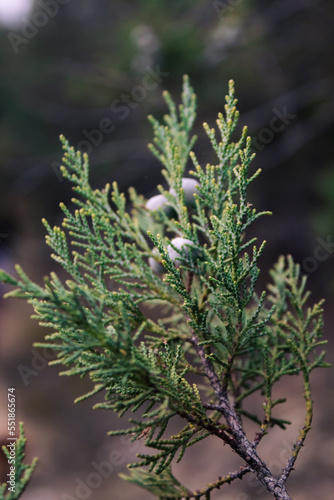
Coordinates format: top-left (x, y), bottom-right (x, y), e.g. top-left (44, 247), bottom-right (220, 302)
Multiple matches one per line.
top-left (0, 77), bottom-right (329, 500)
top-left (0, 423), bottom-right (37, 500)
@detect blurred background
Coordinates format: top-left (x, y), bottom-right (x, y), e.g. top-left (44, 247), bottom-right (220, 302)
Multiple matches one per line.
top-left (0, 0), bottom-right (333, 498)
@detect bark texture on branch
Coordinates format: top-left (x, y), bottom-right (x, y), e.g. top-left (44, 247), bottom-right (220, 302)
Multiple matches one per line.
top-left (191, 330), bottom-right (293, 500)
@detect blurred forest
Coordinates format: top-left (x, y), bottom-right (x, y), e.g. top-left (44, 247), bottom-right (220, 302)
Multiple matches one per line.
top-left (0, 1), bottom-right (333, 499)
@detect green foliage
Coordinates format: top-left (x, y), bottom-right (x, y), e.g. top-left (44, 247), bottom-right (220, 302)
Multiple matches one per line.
top-left (0, 423), bottom-right (37, 500)
top-left (0, 76), bottom-right (328, 499)
top-left (119, 466), bottom-right (191, 499)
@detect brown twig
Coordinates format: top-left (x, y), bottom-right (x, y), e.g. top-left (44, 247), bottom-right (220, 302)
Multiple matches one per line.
top-left (189, 467), bottom-right (251, 498)
top-left (190, 330), bottom-right (293, 500)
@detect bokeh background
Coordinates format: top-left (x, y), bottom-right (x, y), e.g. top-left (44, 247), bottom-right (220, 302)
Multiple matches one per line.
top-left (0, 0), bottom-right (333, 498)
